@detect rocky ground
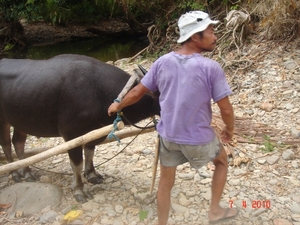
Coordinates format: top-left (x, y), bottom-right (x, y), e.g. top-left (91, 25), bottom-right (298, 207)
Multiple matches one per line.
top-left (0, 29), bottom-right (300, 225)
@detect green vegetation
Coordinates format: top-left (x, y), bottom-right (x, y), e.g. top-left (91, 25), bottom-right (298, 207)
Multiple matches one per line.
top-left (139, 210), bottom-right (148, 221)
top-left (260, 135), bottom-right (275, 152)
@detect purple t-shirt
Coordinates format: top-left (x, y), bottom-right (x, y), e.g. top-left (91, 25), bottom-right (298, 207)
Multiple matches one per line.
top-left (141, 52), bottom-right (232, 145)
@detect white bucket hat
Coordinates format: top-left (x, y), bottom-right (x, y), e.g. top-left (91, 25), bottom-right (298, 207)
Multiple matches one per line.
top-left (177, 11), bottom-right (219, 43)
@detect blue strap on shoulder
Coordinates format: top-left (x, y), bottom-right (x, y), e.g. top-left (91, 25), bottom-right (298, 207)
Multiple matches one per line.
top-left (107, 98), bottom-right (122, 142)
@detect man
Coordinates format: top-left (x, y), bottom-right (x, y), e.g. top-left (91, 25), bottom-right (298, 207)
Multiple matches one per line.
top-left (108, 11), bottom-right (238, 225)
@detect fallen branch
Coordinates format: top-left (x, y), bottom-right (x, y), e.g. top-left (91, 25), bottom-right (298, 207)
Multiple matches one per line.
top-left (211, 114), bottom-right (300, 145)
top-left (128, 47), bottom-right (148, 63)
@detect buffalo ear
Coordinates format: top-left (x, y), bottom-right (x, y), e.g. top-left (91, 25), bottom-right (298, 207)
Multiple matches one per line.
top-left (138, 65), bottom-right (148, 75)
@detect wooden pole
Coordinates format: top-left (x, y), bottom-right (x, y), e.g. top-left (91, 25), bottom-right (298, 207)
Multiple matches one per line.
top-left (0, 122), bottom-right (124, 175)
top-left (150, 135), bottom-right (160, 194)
top-left (0, 126), bottom-right (156, 161)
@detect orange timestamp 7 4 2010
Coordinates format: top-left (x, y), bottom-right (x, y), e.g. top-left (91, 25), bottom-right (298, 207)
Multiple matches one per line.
top-left (229, 200), bottom-right (271, 209)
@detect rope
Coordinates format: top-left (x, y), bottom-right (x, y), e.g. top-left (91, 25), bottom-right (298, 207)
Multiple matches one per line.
top-left (96, 120), bottom-right (154, 167)
top-left (107, 98), bottom-right (123, 142)
top-left (108, 98), bottom-right (159, 140)
top-left (121, 114), bottom-right (158, 129)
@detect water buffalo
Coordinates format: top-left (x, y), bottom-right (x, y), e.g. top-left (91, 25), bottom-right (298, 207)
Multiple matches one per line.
top-left (0, 54), bottom-right (160, 202)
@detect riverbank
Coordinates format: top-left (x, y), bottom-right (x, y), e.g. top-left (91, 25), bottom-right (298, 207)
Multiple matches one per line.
top-left (23, 19), bottom-right (136, 47)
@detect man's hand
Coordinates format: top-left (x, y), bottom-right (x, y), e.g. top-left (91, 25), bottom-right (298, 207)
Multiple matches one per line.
top-left (220, 126), bottom-right (233, 143)
top-left (108, 102), bottom-right (121, 116)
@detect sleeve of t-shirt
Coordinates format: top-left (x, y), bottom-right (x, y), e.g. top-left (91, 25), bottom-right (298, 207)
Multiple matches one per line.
top-left (210, 61), bottom-right (233, 102)
top-left (140, 60), bottom-right (159, 92)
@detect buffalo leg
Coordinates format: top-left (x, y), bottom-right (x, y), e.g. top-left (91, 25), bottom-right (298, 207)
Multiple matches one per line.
top-left (83, 144), bottom-right (104, 184)
top-left (68, 146), bottom-right (92, 202)
top-left (12, 129), bottom-right (38, 182)
top-left (0, 123), bottom-right (22, 182)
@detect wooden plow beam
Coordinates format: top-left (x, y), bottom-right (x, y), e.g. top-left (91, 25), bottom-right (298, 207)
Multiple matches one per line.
top-left (0, 122), bottom-right (125, 175)
top-left (0, 125), bottom-right (156, 161)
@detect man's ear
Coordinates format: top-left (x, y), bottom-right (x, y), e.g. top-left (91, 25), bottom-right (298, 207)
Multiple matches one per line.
top-left (191, 33), bottom-right (200, 42)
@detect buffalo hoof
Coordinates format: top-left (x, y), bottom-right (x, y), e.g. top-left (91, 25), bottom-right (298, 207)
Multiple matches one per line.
top-left (12, 174), bottom-right (22, 183)
top-left (84, 172), bottom-right (104, 184)
top-left (74, 194), bottom-right (88, 203)
top-left (22, 168), bottom-right (39, 182)
top-left (74, 191), bottom-right (93, 203)
top-left (11, 170), bottom-right (25, 183)
top-left (88, 177), bottom-right (104, 184)
top-left (24, 173), bottom-right (39, 182)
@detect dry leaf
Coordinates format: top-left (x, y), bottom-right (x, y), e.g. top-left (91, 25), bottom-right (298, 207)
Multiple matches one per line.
top-left (0, 203), bottom-right (11, 209)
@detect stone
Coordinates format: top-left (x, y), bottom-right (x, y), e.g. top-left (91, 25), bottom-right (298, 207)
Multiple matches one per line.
top-left (115, 205), bottom-right (124, 214)
top-left (252, 208), bottom-right (267, 216)
top-left (267, 156), bottom-right (279, 165)
top-left (257, 159), bottom-right (266, 164)
top-left (285, 103), bottom-right (295, 110)
top-left (291, 127), bottom-right (300, 137)
top-left (200, 178), bottom-right (212, 184)
top-left (39, 210), bottom-right (58, 223)
top-left (292, 214), bottom-right (300, 222)
top-left (290, 202), bottom-right (300, 214)
top-left (142, 149), bottom-right (152, 155)
top-left (197, 167), bottom-right (211, 178)
top-left (111, 181), bottom-right (122, 188)
top-left (228, 179), bottom-right (240, 186)
top-left (288, 177), bottom-right (300, 186)
top-left (0, 183), bottom-right (62, 216)
top-left (259, 102), bottom-right (274, 112)
top-left (282, 149), bottom-right (295, 160)
top-left (201, 190), bottom-right (211, 201)
top-left (178, 172), bottom-right (195, 180)
top-left (284, 60), bottom-right (297, 69)
top-left (292, 161), bottom-right (298, 168)
top-left (82, 202), bottom-right (100, 211)
top-left (273, 218), bottom-right (293, 225)
top-left (171, 203), bottom-right (188, 213)
top-left (179, 193), bottom-right (190, 206)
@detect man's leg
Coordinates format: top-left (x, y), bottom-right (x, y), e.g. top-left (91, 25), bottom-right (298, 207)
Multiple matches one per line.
top-left (157, 164), bottom-right (176, 225)
top-left (208, 146), bottom-right (239, 222)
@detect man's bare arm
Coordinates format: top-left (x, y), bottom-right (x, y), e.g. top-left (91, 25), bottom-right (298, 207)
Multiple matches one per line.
top-left (108, 83), bottom-right (149, 116)
top-left (216, 96), bottom-right (234, 143)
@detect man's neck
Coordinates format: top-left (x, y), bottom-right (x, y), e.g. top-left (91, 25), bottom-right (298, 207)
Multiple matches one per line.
top-left (175, 42), bottom-right (202, 55)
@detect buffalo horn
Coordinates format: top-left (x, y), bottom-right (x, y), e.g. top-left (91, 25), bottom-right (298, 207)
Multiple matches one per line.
top-left (138, 64), bottom-right (148, 75)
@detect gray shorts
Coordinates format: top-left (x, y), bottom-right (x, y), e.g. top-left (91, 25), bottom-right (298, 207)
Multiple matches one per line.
top-left (159, 136), bottom-right (221, 169)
